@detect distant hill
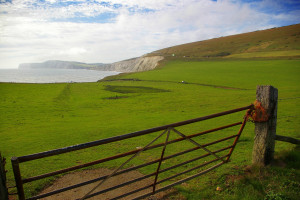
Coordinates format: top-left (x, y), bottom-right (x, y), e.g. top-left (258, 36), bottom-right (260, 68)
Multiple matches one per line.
top-left (19, 24), bottom-right (300, 72)
top-left (149, 24), bottom-right (300, 60)
top-left (19, 60), bottom-right (106, 70)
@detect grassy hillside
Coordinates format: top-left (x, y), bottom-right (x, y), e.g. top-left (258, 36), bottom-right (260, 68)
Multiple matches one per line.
top-left (1, 59), bottom-right (299, 199)
top-left (149, 24), bottom-right (300, 59)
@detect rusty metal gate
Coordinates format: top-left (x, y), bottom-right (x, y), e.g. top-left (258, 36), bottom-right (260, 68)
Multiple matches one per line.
top-left (11, 105), bottom-right (253, 200)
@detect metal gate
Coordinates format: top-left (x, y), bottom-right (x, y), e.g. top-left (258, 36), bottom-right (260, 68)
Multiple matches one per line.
top-left (11, 105), bottom-right (253, 200)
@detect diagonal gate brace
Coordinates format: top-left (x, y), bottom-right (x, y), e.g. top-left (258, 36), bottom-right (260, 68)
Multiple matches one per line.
top-left (80, 129), bottom-right (169, 200)
top-left (171, 127), bottom-right (226, 163)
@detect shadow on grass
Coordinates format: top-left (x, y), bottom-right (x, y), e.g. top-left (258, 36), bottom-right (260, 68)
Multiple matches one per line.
top-left (273, 145), bottom-right (300, 169)
top-left (104, 85), bottom-right (170, 94)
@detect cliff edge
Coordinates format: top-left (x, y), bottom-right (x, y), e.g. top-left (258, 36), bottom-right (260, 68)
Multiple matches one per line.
top-left (19, 56), bottom-right (164, 73)
top-left (109, 56), bottom-right (164, 72)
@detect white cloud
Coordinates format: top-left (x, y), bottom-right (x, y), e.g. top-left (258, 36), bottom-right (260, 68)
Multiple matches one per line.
top-left (0, 0), bottom-right (299, 68)
top-left (57, 47), bottom-right (87, 56)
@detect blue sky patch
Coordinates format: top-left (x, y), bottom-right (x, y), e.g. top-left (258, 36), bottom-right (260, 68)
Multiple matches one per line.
top-left (53, 12), bottom-right (117, 23)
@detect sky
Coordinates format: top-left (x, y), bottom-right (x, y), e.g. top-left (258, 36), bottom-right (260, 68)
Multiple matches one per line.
top-left (0, 0), bottom-right (299, 69)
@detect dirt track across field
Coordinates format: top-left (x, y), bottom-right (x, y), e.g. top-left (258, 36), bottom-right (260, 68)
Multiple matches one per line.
top-left (39, 168), bottom-right (181, 200)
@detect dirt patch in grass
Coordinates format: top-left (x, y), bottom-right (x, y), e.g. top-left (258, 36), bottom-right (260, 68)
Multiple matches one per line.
top-left (103, 95), bottom-right (129, 100)
top-left (39, 168), bottom-right (176, 200)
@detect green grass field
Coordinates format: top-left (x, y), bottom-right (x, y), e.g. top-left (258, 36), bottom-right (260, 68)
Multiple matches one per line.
top-left (1, 59), bottom-right (299, 199)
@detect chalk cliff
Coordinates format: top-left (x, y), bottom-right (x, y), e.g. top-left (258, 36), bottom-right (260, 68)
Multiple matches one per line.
top-left (108, 56), bottom-right (164, 72)
top-left (19, 56), bottom-right (164, 72)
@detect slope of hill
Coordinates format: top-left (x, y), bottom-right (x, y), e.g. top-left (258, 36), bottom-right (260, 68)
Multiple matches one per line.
top-left (149, 24), bottom-right (300, 60)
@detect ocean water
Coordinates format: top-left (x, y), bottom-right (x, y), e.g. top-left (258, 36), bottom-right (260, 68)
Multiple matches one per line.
top-left (0, 68), bottom-right (120, 83)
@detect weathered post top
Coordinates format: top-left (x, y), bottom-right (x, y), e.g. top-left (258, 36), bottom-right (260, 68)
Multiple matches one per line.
top-left (252, 85), bottom-right (278, 166)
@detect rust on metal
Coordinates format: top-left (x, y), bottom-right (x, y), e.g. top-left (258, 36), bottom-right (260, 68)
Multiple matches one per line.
top-left (249, 100), bottom-right (269, 122)
top-left (226, 109), bottom-right (252, 162)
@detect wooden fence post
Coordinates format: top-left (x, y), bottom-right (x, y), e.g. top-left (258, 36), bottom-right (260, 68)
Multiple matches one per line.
top-left (0, 152), bottom-right (9, 200)
top-left (252, 85), bottom-right (278, 166)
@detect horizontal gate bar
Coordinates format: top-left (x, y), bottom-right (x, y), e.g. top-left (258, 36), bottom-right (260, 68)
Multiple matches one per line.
top-left (110, 183), bottom-right (154, 200)
top-left (79, 173), bottom-right (156, 199)
top-left (157, 154), bottom-right (229, 185)
top-left (133, 162), bottom-right (225, 200)
top-left (23, 122), bottom-right (241, 183)
top-left (158, 152), bottom-right (230, 177)
top-left (75, 147), bottom-right (233, 200)
top-left (26, 134), bottom-right (238, 199)
top-left (17, 105), bottom-right (252, 163)
top-left (112, 156), bottom-right (228, 200)
top-left (27, 144), bottom-right (234, 200)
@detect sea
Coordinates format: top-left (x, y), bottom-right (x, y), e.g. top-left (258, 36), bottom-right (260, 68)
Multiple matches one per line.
top-left (0, 68), bottom-right (120, 83)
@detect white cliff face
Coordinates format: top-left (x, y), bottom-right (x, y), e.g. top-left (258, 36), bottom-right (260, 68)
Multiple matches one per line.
top-left (111, 56), bottom-right (164, 72)
top-left (18, 56), bottom-right (164, 73)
